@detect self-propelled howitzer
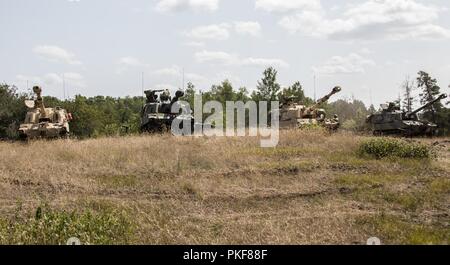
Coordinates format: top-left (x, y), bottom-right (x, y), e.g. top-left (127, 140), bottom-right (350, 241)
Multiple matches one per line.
top-left (279, 86), bottom-right (342, 131)
top-left (18, 86), bottom-right (72, 140)
top-left (140, 89), bottom-right (196, 133)
top-left (366, 93), bottom-right (447, 136)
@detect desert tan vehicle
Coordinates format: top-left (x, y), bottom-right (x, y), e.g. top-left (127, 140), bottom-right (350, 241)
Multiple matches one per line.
top-left (18, 86), bottom-right (72, 140)
top-left (279, 86), bottom-right (342, 131)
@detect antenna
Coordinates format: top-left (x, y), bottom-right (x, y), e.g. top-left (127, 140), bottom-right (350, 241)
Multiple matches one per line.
top-left (141, 72), bottom-right (145, 106)
top-left (182, 67), bottom-right (185, 91)
top-left (313, 74), bottom-right (317, 102)
top-left (63, 73), bottom-right (66, 100)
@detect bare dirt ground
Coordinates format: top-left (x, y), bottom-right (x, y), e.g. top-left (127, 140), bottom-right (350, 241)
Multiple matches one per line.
top-left (0, 130), bottom-right (449, 244)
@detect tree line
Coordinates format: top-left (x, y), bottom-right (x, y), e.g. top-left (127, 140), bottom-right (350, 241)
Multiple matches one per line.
top-left (1, 68), bottom-right (449, 139)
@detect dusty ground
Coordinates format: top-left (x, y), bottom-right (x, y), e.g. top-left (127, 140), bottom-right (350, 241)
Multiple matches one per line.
top-left (0, 130), bottom-right (449, 244)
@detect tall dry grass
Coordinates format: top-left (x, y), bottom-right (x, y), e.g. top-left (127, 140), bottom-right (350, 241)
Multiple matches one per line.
top-left (0, 130), bottom-right (448, 244)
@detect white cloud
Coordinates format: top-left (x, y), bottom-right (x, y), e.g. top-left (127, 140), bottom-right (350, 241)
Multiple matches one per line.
top-left (194, 50), bottom-right (289, 68)
top-left (156, 0), bottom-right (219, 13)
top-left (33, 45), bottom-right (82, 65)
top-left (185, 73), bottom-right (209, 84)
top-left (15, 75), bottom-right (43, 87)
top-left (183, 41), bottom-right (205, 47)
top-left (241, 58), bottom-right (289, 68)
top-left (212, 71), bottom-right (242, 86)
top-left (153, 65), bottom-right (209, 84)
top-left (184, 23), bottom-right (230, 40)
top-left (44, 72), bottom-right (85, 87)
top-left (359, 48), bottom-right (373, 55)
top-left (278, 0), bottom-right (450, 40)
top-left (118, 57), bottom-right (147, 67)
top-left (234, 21), bottom-right (262, 37)
top-left (185, 21), bottom-right (263, 40)
top-left (16, 72), bottom-right (86, 89)
top-left (116, 57), bottom-right (149, 73)
top-left (312, 53), bottom-right (376, 75)
top-left (154, 84), bottom-right (179, 91)
top-left (154, 65), bottom-right (182, 76)
top-left (255, 0), bottom-right (321, 13)
top-left (194, 50), bottom-right (238, 65)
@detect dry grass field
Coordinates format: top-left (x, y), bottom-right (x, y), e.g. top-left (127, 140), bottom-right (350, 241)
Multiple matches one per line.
top-left (0, 130), bottom-right (449, 245)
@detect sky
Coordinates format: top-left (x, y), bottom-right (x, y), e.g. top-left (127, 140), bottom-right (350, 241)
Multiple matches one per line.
top-left (1, 0), bottom-right (449, 107)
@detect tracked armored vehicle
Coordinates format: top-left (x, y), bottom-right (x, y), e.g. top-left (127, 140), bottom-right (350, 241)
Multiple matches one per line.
top-left (18, 86), bottom-right (71, 140)
top-left (140, 89), bottom-right (195, 134)
top-left (279, 86), bottom-right (342, 131)
top-left (366, 94), bottom-right (447, 136)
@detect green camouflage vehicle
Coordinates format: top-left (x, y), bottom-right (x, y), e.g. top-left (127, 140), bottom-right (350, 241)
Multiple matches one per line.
top-left (140, 89), bottom-right (195, 133)
top-left (366, 94), bottom-right (447, 136)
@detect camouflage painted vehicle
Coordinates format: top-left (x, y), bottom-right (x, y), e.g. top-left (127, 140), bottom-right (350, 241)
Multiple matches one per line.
top-left (140, 89), bottom-right (195, 133)
top-left (18, 86), bottom-right (72, 140)
top-left (366, 94), bottom-right (447, 137)
top-left (279, 86), bottom-right (342, 131)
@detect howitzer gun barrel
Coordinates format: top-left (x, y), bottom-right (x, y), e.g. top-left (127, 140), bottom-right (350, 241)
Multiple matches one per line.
top-left (144, 89), bottom-right (165, 94)
top-left (309, 86), bottom-right (342, 110)
top-left (32, 86), bottom-right (46, 115)
top-left (407, 93), bottom-right (447, 117)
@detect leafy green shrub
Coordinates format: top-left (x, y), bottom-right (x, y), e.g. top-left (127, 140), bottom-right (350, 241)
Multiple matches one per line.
top-left (359, 138), bottom-right (431, 159)
top-left (298, 124), bottom-right (328, 133)
top-left (0, 205), bottom-right (134, 245)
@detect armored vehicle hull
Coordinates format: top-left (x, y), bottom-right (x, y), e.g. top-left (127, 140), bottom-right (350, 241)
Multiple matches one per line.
top-left (279, 86), bottom-right (341, 131)
top-left (18, 87), bottom-right (71, 140)
top-left (141, 111), bottom-right (195, 133)
top-left (140, 89), bottom-right (196, 134)
top-left (367, 117), bottom-right (437, 137)
top-left (366, 94), bottom-right (447, 137)
top-left (19, 119), bottom-right (70, 140)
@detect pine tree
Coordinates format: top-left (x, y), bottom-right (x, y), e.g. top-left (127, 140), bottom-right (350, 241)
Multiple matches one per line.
top-left (252, 67), bottom-right (281, 102)
top-left (279, 81), bottom-right (309, 103)
top-left (183, 82), bottom-right (196, 110)
top-left (416, 71), bottom-right (442, 123)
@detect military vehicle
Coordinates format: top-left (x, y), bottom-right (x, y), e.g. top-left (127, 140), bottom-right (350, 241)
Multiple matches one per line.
top-left (18, 86), bottom-right (72, 140)
top-left (140, 89), bottom-right (195, 133)
top-left (366, 93), bottom-right (447, 136)
top-left (279, 86), bottom-right (342, 131)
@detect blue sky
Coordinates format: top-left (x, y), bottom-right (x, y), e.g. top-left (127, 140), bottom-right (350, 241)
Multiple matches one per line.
top-left (1, 0), bottom-right (449, 107)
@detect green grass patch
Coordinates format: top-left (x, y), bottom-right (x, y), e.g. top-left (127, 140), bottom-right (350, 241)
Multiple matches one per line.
top-left (326, 155), bottom-right (368, 166)
top-left (383, 193), bottom-right (423, 211)
top-left (0, 205), bottom-right (134, 245)
top-left (359, 138), bottom-right (431, 159)
top-left (336, 174), bottom-right (405, 187)
top-left (260, 161), bottom-right (318, 174)
top-left (240, 147), bottom-right (307, 157)
top-left (97, 175), bottom-right (138, 188)
top-left (429, 178), bottom-right (450, 194)
top-left (297, 124), bottom-right (328, 132)
top-left (239, 146), bottom-right (330, 159)
top-left (337, 172), bottom-right (449, 212)
top-left (358, 214), bottom-right (449, 245)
